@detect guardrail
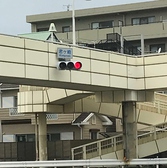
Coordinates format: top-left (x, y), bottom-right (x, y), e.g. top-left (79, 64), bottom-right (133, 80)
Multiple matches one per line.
top-left (0, 158), bottom-right (166, 167)
top-left (71, 122), bottom-right (167, 160)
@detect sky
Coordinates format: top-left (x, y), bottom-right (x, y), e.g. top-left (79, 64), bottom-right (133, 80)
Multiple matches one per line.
top-left (0, 0), bottom-right (152, 35)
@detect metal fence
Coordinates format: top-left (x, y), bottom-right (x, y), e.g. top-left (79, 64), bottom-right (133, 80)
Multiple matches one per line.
top-left (0, 140), bottom-right (95, 161)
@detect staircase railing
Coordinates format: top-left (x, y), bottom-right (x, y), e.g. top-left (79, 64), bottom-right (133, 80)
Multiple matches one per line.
top-left (138, 92), bottom-right (167, 114)
top-left (71, 122), bottom-right (167, 160)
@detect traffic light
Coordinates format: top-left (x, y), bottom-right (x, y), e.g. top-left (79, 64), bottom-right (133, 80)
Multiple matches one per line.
top-left (57, 61), bottom-right (82, 70)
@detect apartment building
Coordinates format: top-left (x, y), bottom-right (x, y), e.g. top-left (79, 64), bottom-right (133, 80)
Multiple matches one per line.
top-left (26, 0), bottom-right (167, 54)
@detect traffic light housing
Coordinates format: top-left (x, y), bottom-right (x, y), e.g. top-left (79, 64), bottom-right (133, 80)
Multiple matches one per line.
top-left (57, 61), bottom-right (82, 70)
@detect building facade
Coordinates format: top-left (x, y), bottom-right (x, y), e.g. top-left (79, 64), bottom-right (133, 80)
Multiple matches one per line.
top-left (26, 0), bottom-right (167, 54)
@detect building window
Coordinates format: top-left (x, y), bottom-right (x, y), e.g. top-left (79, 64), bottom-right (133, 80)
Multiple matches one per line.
top-left (92, 22), bottom-right (99, 29)
top-left (16, 134), bottom-right (35, 142)
top-left (61, 132), bottom-right (73, 140)
top-left (2, 96), bottom-right (17, 108)
top-left (90, 132), bottom-right (97, 140)
top-left (50, 133), bottom-right (60, 141)
top-left (91, 21), bottom-right (113, 29)
top-left (89, 129), bottom-right (100, 140)
top-left (150, 44), bottom-right (165, 53)
top-left (132, 16), bottom-right (155, 25)
top-left (37, 28), bottom-right (49, 32)
top-left (62, 26), bottom-right (70, 32)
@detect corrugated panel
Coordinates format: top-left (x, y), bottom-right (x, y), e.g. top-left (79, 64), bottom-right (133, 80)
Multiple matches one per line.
top-left (0, 143), bottom-right (5, 160)
top-left (4, 143), bottom-right (12, 159)
top-left (62, 141), bottom-right (71, 159)
top-left (17, 143), bottom-right (26, 161)
top-left (48, 141), bottom-right (56, 160)
top-left (25, 142), bottom-right (35, 161)
top-left (11, 143), bottom-right (17, 159)
top-left (55, 141), bottom-right (63, 159)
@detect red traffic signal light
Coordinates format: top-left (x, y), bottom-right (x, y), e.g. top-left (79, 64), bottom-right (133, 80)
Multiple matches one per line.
top-left (57, 61), bottom-right (82, 70)
top-left (74, 62), bottom-right (82, 70)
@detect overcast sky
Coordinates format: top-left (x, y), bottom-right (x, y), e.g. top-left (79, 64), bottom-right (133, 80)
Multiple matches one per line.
top-left (0, 0), bottom-right (152, 35)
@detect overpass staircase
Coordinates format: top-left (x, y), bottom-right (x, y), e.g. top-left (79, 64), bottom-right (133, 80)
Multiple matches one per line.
top-left (71, 92), bottom-right (167, 160)
top-left (71, 122), bottom-right (167, 160)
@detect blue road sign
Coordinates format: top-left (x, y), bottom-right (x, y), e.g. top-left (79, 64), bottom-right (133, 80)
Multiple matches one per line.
top-left (57, 48), bottom-right (73, 59)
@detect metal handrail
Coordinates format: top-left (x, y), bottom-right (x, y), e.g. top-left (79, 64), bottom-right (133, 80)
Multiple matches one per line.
top-left (138, 92), bottom-right (167, 112)
top-left (1, 158), bottom-right (167, 167)
top-left (72, 122), bottom-right (167, 160)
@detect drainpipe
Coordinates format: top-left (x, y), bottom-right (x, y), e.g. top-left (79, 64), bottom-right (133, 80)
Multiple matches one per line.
top-left (77, 124), bottom-right (83, 139)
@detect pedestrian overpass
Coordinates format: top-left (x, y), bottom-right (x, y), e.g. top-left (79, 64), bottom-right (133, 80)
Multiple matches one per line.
top-left (1, 33), bottom-right (167, 94)
top-left (1, 33), bottom-right (167, 160)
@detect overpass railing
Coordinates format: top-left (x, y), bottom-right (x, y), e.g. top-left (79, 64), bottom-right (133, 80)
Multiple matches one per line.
top-left (138, 92), bottom-right (167, 114)
top-left (71, 122), bottom-right (167, 160)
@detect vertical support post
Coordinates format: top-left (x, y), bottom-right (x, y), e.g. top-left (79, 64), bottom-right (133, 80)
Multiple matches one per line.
top-left (38, 113), bottom-right (47, 161)
top-left (141, 34), bottom-right (144, 55)
top-left (114, 137), bottom-right (116, 151)
top-left (72, 0), bottom-right (76, 45)
top-left (153, 126), bottom-right (156, 140)
top-left (35, 113), bottom-right (39, 160)
top-left (0, 120), bottom-right (2, 142)
top-left (71, 148), bottom-right (74, 160)
top-left (122, 101), bottom-right (138, 160)
top-left (98, 141), bottom-right (101, 156)
top-left (83, 145), bottom-right (86, 159)
top-left (120, 35), bottom-right (124, 54)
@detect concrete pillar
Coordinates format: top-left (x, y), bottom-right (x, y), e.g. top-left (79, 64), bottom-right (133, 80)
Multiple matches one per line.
top-left (122, 101), bottom-right (138, 160)
top-left (38, 113), bottom-right (47, 161)
top-left (0, 120), bottom-right (2, 142)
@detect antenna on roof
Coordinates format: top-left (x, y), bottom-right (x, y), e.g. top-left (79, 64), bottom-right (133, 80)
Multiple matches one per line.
top-left (63, 4), bottom-right (71, 11)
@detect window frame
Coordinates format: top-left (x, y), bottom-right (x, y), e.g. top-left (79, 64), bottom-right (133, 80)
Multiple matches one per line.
top-left (150, 43), bottom-right (165, 53)
top-left (91, 20), bottom-right (113, 29)
top-left (2, 96), bottom-right (17, 108)
top-left (132, 16), bottom-right (155, 25)
top-left (62, 26), bottom-right (70, 33)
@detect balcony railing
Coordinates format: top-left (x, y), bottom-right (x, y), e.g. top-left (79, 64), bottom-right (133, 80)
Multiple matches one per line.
top-left (9, 107), bottom-right (24, 116)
